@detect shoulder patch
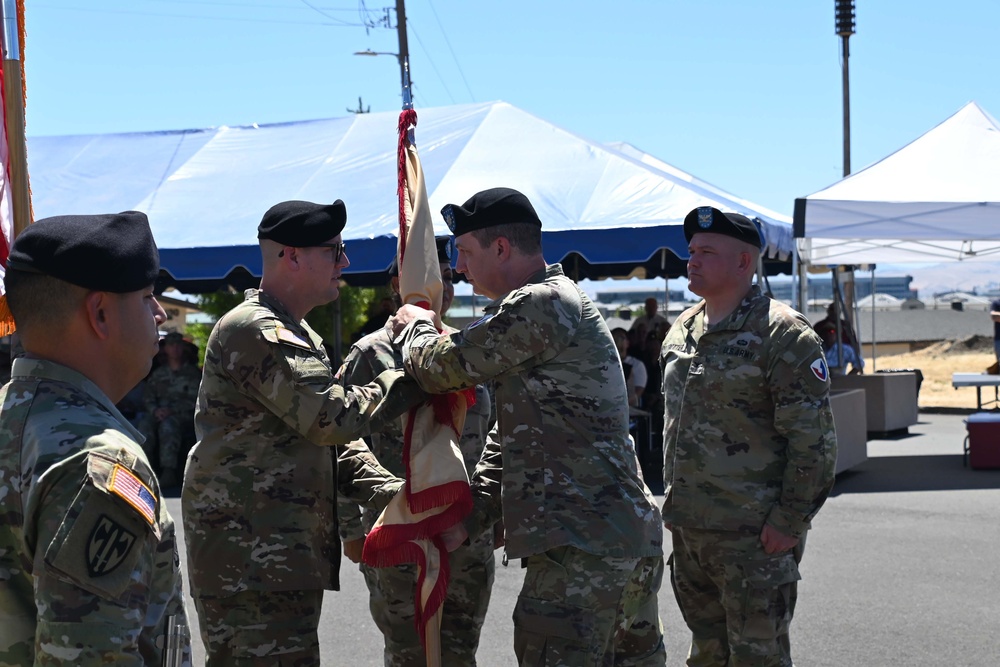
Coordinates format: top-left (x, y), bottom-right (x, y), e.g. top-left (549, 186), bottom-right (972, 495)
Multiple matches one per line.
top-left (108, 464), bottom-right (157, 526)
top-left (86, 514), bottom-right (137, 577)
top-left (275, 325), bottom-right (313, 350)
top-left (809, 357), bottom-right (829, 382)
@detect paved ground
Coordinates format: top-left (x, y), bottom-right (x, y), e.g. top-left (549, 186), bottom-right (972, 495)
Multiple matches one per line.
top-left (166, 413), bottom-right (1000, 666)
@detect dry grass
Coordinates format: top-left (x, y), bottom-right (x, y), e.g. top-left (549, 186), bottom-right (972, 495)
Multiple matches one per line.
top-left (868, 336), bottom-right (996, 409)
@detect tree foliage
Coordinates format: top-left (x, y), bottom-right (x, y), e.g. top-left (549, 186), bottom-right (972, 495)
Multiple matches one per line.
top-left (183, 283), bottom-right (388, 367)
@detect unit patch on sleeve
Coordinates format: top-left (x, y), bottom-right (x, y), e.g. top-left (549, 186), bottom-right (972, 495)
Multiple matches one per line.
top-left (809, 357), bottom-right (829, 382)
top-left (86, 514), bottom-right (137, 577)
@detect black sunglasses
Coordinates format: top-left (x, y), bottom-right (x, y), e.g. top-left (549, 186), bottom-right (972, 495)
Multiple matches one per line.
top-left (278, 242), bottom-right (346, 262)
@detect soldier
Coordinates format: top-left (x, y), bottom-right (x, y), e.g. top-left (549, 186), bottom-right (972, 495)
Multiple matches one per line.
top-left (182, 199), bottom-right (429, 665)
top-left (338, 237), bottom-right (496, 666)
top-left (0, 212), bottom-right (190, 665)
top-left (389, 187), bottom-right (665, 666)
top-left (139, 331), bottom-right (201, 487)
top-left (660, 206), bottom-right (838, 667)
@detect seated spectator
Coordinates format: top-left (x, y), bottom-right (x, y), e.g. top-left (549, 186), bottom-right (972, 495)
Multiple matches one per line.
top-left (138, 332), bottom-right (201, 487)
top-left (612, 327), bottom-right (648, 407)
top-left (814, 302), bottom-right (857, 347)
top-left (818, 323), bottom-right (864, 375)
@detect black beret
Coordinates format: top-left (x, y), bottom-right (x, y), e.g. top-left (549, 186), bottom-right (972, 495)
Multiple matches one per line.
top-left (388, 236), bottom-right (453, 277)
top-left (441, 187), bottom-right (541, 237)
top-left (163, 331), bottom-right (185, 344)
top-left (257, 200), bottom-right (347, 246)
top-left (7, 211), bottom-right (160, 292)
top-left (683, 206), bottom-right (762, 249)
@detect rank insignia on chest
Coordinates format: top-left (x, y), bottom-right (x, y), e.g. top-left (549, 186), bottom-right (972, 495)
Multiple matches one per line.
top-left (86, 514), bottom-right (137, 577)
top-left (109, 464), bottom-right (157, 525)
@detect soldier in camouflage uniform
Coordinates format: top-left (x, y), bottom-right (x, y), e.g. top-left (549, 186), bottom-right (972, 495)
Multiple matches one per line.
top-left (660, 207), bottom-right (838, 667)
top-left (0, 212), bottom-right (191, 665)
top-left (338, 237), bottom-right (496, 666)
top-left (182, 200), bottom-right (428, 666)
top-left (139, 331), bottom-right (201, 487)
top-left (390, 188), bottom-right (666, 666)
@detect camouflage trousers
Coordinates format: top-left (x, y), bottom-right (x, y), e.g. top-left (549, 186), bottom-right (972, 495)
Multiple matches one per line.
top-left (361, 530), bottom-right (495, 666)
top-left (194, 589), bottom-right (322, 666)
top-left (668, 527), bottom-right (804, 667)
top-left (513, 545), bottom-right (665, 666)
top-left (138, 412), bottom-right (193, 472)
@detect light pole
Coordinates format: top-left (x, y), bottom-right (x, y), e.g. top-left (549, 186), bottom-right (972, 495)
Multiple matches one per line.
top-left (836, 0), bottom-right (856, 178)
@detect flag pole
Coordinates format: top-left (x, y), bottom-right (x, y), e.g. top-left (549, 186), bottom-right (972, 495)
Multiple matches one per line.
top-left (0, 0), bottom-right (29, 336)
top-left (2, 0), bottom-right (30, 238)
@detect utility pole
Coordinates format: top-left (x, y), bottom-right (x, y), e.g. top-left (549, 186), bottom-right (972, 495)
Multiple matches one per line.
top-left (347, 96), bottom-right (370, 114)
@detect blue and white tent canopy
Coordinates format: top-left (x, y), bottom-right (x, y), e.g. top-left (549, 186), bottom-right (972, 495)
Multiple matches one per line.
top-left (28, 101), bottom-right (794, 291)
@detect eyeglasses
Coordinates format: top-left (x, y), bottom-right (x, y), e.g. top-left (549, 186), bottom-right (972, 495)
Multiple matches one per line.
top-left (316, 242), bottom-right (346, 263)
top-left (278, 242), bottom-right (346, 262)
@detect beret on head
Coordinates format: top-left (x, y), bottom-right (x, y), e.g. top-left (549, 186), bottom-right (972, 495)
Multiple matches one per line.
top-left (441, 187), bottom-right (541, 237)
top-left (163, 331), bottom-right (185, 344)
top-left (7, 211), bottom-right (160, 292)
top-left (388, 236), bottom-right (453, 277)
top-left (257, 200), bottom-right (347, 246)
top-left (683, 206), bottom-right (762, 249)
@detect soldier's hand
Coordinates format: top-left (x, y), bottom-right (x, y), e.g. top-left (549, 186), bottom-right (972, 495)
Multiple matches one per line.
top-left (343, 537), bottom-right (366, 563)
top-left (388, 304), bottom-right (435, 338)
top-left (760, 523), bottom-right (799, 554)
top-left (441, 522), bottom-right (469, 552)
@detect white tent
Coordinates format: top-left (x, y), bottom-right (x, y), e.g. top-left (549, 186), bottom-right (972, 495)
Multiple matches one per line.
top-left (794, 101), bottom-right (1000, 265)
top-left (28, 101), bottom-right (794, 291)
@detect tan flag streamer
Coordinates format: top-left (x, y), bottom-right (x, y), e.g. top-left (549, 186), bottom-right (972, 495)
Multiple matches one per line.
top-left (362, 109), bottom-right (474, 665)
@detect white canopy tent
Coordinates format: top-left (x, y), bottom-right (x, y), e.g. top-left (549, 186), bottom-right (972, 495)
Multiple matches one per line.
top-left (794, 101), bottom-right (1000, 265)
top-left (27, 101), bottom-right (795, 291)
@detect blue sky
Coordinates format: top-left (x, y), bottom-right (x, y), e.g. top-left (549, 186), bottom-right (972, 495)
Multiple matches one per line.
top-left (23, 1), bottom-right (1000, 296)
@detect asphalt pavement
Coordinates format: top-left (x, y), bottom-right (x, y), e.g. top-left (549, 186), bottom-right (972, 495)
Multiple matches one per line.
top-left (165, 412), bottom-right (1000, 666)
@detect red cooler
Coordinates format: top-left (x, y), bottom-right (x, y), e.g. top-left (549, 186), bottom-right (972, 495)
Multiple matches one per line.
top-left (965, 412), bottom-right (1000, 469)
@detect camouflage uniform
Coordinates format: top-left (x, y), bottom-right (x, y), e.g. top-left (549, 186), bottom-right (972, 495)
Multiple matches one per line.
top-left (139, 362), bottom-right (201, 474)
top-left (660, 285), bottom-right (838, 667)
top-left (0, 358), bottom-right (190, 666)
top-left (183, 289), bottom-right (411, 665)
top-left (338, 327), bottom-right (496, 667)
top-left (398, 264), bottom-right (665, 666)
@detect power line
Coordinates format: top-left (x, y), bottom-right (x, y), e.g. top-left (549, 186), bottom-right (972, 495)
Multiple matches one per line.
top-left (36, 3), bottom-right (366, 26)
top-left (144, 0), bottom-right (359, 10)
top-left (427, 0), bottom-right (475, 102)
top-left (407, 21), bottom-right (455, 105)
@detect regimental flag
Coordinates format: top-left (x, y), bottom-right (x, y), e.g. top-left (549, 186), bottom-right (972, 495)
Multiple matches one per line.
top-left (0, 0), bottom-right (31, 336)
top-left (362, 109), bottom-right (474, 664)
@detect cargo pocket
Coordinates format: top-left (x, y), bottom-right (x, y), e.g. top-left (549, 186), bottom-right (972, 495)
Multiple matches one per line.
top-left (738, 553), bottom-right (801, 640)
top-left (513, 596), bottom-right (598, 667)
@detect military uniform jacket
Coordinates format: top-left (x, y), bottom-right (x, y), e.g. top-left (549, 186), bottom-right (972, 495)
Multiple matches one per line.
top-left (142, 362), bottom-right (202, 415)
top-left (183, 289), bottom-right (402, 598)
top-left (660, 285), bottom-right (838, 538)
top-left (399, 264), bottom-right (663, 560)
top-left (0, 358), bottom-right (188, 666)
top-left (336, 326), bottom-right (493, 544)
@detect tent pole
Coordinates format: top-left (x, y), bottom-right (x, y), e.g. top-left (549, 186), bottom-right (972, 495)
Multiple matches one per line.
top-left (870, 266), bottom-right (877, 372)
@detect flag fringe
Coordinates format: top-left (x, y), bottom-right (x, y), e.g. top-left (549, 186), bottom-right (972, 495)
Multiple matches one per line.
top-left (361, 494), bottom-right (471, 566)
top-left (0, 296), bottom-right (13, 336)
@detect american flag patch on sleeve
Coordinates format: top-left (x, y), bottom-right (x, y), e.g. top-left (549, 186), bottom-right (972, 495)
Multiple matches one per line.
top-left (109, 464), bottom-right (157, 526)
